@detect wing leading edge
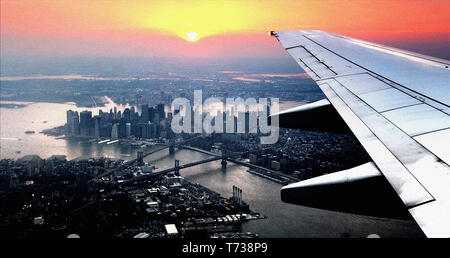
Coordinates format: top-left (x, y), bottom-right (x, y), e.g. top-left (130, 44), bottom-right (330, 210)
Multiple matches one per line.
top-left (271, 30), bottom-right (450, 237)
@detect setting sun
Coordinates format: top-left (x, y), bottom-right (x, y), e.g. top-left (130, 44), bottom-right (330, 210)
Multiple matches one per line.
top-left (116, 0), bottom-right (263, 41)
top-left (186, 32), bottom-right (199, 42)
top-left (1, 0), bottom-right (449, 58)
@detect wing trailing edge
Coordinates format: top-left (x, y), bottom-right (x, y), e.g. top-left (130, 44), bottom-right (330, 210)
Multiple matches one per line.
top-left (269, 99), bottom-right (351, 134)
top-left (281, 162), bottom-right (411, 219)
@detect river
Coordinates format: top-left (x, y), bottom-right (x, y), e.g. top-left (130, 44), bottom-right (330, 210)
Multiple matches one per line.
top-left (144, 148), bottom-right (424, 238)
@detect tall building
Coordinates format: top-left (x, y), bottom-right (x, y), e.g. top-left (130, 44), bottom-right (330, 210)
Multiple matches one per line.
top-left (66, 110), bottom-right (74, 135)
top-left (157, 103), bottom-right (165, 120)
top-left (71, 111), bottom-right (80, 135)
top-left (153, 112), bottom-right (160, 124)
top-left (148, 107), bottom-right (155, 123)
top-left (79, 111), bottom-right (92, 136)
top-left (140, 104), bottom-right (149, 122)
top-left (111, 123), bottom-right (119, 139)
top-left (137, 151), bottom-right (144, 164)
top-left (131, 106), bottom-right (139, 121)
top-left (139, 123), bottom-right (148, 138)
top-left (123, 108), bottom-right (131, 121)
top-left (94, 116), bottom-right (101, 138)
top-left (125, 123), bottom-right (131, 138)
top-left (148, 122), bottom-right (157, 138)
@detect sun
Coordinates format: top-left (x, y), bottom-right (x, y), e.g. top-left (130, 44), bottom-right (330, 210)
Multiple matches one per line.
top-left (186, 32), bottom-right (199, 42)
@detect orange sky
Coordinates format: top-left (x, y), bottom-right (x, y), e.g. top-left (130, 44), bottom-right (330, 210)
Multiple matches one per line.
top-left (1, 0), bottom-right (449, 58)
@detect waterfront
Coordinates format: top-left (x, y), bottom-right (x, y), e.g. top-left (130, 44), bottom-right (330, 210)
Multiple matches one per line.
top-left (0, 99), bottom-right (134, 160)
top-left (0, 99), bottom-right (301, 160)
top-left (144, 148), bottom-right (424, 238)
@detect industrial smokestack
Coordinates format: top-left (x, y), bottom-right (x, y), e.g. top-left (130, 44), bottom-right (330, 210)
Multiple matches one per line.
top-left (233, 185), bottom-right (236, 201)
top-left (239, 189), bottom-right (242, 205)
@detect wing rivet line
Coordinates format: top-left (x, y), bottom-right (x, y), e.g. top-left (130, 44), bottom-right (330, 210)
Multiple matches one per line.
top-left (285, 45), bottom-right (304, 50)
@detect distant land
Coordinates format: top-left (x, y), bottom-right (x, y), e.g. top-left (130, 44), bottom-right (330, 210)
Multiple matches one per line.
top-left (0, 103), bottom-right (28, 109)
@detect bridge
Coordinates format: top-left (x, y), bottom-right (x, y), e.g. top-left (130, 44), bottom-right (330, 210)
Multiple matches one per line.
top-left (117, 146), bottom-right (300, 186)
top-left (119, 146), bottom-right (247, 185)
top-left (181, 146), bottom-right (299, 182)
top-left (89, 136), bottom-right (298, 186)
top-left (132, 135), bottom-right (204, 165)
top-left (119, 156), bottom-right (223, 184)
top-left (90, 136), bottom-right (203, 182)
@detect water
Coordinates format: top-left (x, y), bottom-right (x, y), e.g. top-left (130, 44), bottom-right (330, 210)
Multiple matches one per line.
top-left (0, 100), bottom-right (424, 237)
top-left (0, 98), bottom-right (138, 160)
top-left (145, 149), bottom-right (424, 238)
top-left (0, 99), bottom-right (300, 160)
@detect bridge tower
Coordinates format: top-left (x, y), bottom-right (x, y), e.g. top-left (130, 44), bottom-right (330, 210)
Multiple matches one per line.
top-left (169, 138), bottom-right (175, 154)
top-left (137, 151), bottom-right (144, 165)
top-left (174, 159), bottom-right (180, 176)
top-left (221, 147), bottom-right (227, 170)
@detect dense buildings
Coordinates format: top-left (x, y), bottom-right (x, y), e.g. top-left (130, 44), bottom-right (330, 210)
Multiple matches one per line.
top-left (187, 128), bottom-right (370, 182)
top-left (65, 103), bottom-right (168, 139)
top-left (1, 70), bottom-right (378, 238)
top-left (0, 156), bottom-right (258, 238)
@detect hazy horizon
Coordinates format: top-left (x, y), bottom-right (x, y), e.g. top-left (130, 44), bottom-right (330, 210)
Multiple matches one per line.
top-left (1, 0), bottom-right (449, 64)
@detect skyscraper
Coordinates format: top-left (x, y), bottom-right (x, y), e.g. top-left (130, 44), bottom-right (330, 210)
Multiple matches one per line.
top-left (79, 111), bottom-right (92, 137)
top-left (131, 106), bottom-right (139, 121)
top-left (137, 151), bottom-right (144, 164)
top-left (125, 123), bottom-right (131, 138)
top-left (72, 111), bottom-right (80, 135)
top-left (139, 123), bottom-right (148, 138)
top-left (123, 108), bottom-right (131, 122)
top-left (94, 116), bottom-right (101, 138)
top-left (148, 106), bottom-right (155, 123)
top-left (66, 110), bottom-right (74, 135)
top-left (111, 123), bottom-right (119, 139)
top-left (149, 122), bottom-right (157, 138)
top-left (140, 104), bottom-right (149, 122)
top-left (157, 103), bottom-right (165, 120)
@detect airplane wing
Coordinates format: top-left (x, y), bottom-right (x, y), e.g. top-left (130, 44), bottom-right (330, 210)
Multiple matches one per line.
top-left (270, 30), bottom-right (450, 237)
